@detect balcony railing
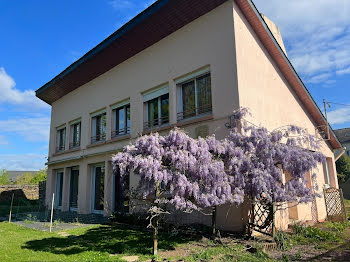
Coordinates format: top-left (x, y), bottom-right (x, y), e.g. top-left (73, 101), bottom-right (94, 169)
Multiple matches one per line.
top-left (144, 115), bottom-right (169, 130)
top-left (177, 104), bottom-right (212, 121)
top-left (55, 145), bottom-right (65, 153)
top-left (111, 126), bottom-right (130, 138)
top-left (91, 133), bottom-right (106, 144)
top-left (69, 141), bottom-right (80, 149)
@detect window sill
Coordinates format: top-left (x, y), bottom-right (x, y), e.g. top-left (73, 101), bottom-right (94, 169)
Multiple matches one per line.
top-left (87, 140), bottom-right (107, 149)
top-left (53, 150), bottom-right (66, 157)
top-left (107, 134), bottom-right (131, 144)
top-left (177, 114), bottom-right (213, 128)
top-left (143, 124), bottom-right (174, 135)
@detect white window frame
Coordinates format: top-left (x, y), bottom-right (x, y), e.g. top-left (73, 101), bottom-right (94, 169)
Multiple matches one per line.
top-left (91, 163), bottom-right (105, 214)
top-left (176, 68), bottom-right (212, 121)
top-left (112, 103), bottom-right (131, 137)
top-left (323, 159), bottom-right (331, 188)
top-left (69, 166), bottom-right (79, 212)
top-left (69, 120), bottom-right (81, 149)
top-left (56, 126), bottom-right (66, 153)
top-left (143, 85), bottom-right (169, 130)
top-left (55, 169), bottom-right (64, 209)
top-left (91, 111), bottom-right (107, 144)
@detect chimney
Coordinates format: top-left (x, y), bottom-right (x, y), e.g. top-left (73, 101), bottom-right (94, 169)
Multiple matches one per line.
top-left (261, 14), bottom-right (287, 56)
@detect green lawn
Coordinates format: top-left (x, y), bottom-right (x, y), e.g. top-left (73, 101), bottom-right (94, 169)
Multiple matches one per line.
top-left (0, 222), bottom-right (276, 262)
top-left (0, 222), bottom-right (189, 261)
top-left (345, 199), bottom-right (350, 218)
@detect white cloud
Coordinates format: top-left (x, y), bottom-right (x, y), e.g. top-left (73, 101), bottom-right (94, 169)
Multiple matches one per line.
top-left (0, 67), bottom-right (49, 110)
top-left (336, 67), bottom-right (350, 76)
top-left (0, 153), bottom-right (47, 171)
top-left (328, 107), bottom-right (350, 125)
top-left (306, 73), bottom-right (332, 84)
top-left (0, 117), bottom-right (50, 142)
top-left (253, 0), bottom-right (350, 81)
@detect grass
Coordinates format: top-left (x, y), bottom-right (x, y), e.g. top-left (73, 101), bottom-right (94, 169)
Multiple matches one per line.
top-left (0, 222), bottom-right (198, 261)
top-left (183, 244), bottom-right (273, 262)
top-left (0, 221), bottom-right (277, 262)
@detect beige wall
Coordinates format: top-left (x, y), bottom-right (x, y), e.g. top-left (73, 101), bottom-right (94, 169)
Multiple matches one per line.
top-left (233, 2), bottom-right (338, 228)
top-left (46, 0), bottom-right (339, 232)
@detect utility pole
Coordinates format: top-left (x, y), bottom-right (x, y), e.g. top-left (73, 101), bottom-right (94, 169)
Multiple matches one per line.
top-left (323, 99), bottom-right (330, 140)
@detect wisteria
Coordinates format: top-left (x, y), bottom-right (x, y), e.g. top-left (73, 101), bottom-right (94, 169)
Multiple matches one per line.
top-left (112, 107), bottom-right (325, 254)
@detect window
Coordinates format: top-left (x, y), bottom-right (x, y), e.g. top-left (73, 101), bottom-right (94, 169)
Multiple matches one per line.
top-left (323, 159), bottom-right (331, 186)
top-left (112, 104), bottom-right (130, 138)
top-left (143, 86), bottom-right (169, 130)
top-left (92, 164), bottom-right (105, 213)
top-left (55, 170), bottom-right (63, 208)
top-left (56, 127), bottom-right (66, 152)
top-left (178, 72), bottom-right (212, 121)
top-left (70, 121), bottom-right (81, 149)
top-left (91, 112), bottom-right (106, 143)
top-left (69, 167), bottom-right (79, 210)
top-left (347, 150), bottom-right (350, 157)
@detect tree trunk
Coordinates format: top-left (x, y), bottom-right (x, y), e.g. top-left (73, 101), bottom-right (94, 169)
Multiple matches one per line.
top-left (153, 215), bottom-right (159, 256)
top-left (153, 181), bottom-right (160, 256)
top-left (212, 206), bottom-right (217, 236)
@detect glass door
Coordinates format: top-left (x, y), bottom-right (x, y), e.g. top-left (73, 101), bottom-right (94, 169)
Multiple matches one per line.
top-left (69, 168), bottom-right (79, 211)
top-left (55, 171), bottom-right (63, 208)
top-left (92, 165), bottom-right (105, 213)
top-left (114, 167), bottom-right (129, 214)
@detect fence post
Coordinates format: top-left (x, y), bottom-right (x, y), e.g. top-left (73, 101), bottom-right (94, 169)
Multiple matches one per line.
top-left (8, 193), bottom-right (14, 223)
top-left (50, 193), bottom-right (55, 233)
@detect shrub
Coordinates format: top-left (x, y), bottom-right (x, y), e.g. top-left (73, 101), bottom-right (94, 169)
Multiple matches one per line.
top-left (274, 230), bottom-right (290, 250)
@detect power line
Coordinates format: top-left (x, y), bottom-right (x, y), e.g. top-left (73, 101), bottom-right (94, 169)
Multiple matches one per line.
top-left (325, 101), bottom-right (350, 107)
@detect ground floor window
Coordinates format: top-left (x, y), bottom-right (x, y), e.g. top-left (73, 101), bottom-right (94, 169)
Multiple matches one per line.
top-left (55, 170), bottom-right (63, 208)
top-left (92, 164), bottom-right (105, 213)
top-left (69, 167), bottom-right (79, 210)
top-left (114, 167), bottom-right (130, 213)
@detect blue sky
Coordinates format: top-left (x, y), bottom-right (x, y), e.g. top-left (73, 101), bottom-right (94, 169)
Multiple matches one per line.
top-left (0, 0), bottom-right (349, 170)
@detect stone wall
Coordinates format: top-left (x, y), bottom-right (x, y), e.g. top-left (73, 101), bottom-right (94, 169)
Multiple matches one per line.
top-left (0, 185), bottom-right (39, 201)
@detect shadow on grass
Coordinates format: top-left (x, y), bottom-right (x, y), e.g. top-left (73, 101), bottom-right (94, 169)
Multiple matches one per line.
top-left (308, 239), bottom-right (350, 261)
top-left (22, 224), bottom-right (200, 256)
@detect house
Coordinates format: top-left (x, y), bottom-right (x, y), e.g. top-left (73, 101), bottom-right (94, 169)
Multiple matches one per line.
top-left (35, 0), bottom-right (342, 232)
top-left (334, 127), bottom-right (350, 199)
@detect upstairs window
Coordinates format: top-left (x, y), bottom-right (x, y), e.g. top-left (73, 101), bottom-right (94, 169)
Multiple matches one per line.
top-left (91, 112), bottom-right (106, 144)
top-left (112, 102), bottom-right (130, 138)
top-left (143, 85), bottom-right (169, 130)
top-left (70, 121), bottom-right (81, 149)
top-left (177, 69), bottom-right (212, 121)
top-left (56, 126), bottom-right (66, 153)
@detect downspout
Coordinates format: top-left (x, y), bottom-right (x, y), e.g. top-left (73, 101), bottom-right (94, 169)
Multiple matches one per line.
top-left (335, 147), bottom-right (346, 161)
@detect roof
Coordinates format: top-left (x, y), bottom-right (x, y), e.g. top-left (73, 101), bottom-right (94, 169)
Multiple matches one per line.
top-left (334, 128), bottom-right (350, 144)
top-left (35, 0), bottom-right (227, 104)
top-left (35, 0), bottom-right (342, 150)
top-left (7, 171), bottom-right (38, 182)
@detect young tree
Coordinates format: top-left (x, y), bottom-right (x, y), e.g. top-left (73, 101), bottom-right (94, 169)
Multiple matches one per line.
top-left (112, 130), bottom-right (233, 255)
top-left (336, 154), bottom-right (350, 183)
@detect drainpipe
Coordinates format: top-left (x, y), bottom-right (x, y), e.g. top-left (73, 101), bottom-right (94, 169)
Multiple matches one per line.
top-left (335, 147), bottom-right (346, 161)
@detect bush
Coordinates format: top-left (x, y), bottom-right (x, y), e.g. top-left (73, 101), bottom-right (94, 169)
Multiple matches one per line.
top-left (291, 223), bottom-right (339, 243)
top-left (15, 169), bottom-right (47, 185)
top-left (0, 169), bottom-right (10, 185)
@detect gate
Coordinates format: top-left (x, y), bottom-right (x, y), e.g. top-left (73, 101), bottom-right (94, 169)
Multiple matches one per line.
top-left (248, 200), bottom-right (274, 236)
top-left (324, 187), bottom-right (347, 222)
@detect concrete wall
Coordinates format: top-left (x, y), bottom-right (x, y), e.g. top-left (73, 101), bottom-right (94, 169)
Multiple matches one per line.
top-left (232, 2), bottom-right (338, 229)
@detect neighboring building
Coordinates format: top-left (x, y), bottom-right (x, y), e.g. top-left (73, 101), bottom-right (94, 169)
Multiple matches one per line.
top-left (334, 128), bottom-right (350, 157)
top-left (7, 171), bottom-right (38, 183)
top-left (334, 127), bottom-right (350, 199)
top-left (36, 0), bottom-right (342, 232)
